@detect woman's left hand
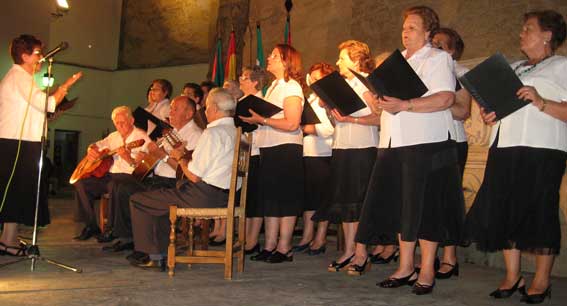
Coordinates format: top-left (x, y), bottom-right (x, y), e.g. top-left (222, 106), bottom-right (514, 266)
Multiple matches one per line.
top-left (517, 86), bottom-right (545, 109)
top-left (378, 95), bottom-right (408, 114)
top-left (331, 109), bottom-right (351, 122)
top-left (239, 109), bottom-right (264, 124)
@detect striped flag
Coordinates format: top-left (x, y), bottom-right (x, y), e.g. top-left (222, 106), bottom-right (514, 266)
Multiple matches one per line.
top-left (256, 23), bottom-right (265, 68)
top-left (284, 14), bottom-right (292, 45)
top-left (224, 31), bottom-right (237, 81)
top-left (211, 37), bottom-right (224, 86)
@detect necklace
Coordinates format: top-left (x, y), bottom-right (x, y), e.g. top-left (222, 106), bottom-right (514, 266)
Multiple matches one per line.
top-left (514, 55), bottom-right (552, 78)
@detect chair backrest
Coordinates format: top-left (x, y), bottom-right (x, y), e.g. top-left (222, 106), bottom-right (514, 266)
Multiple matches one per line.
top-left (226, 127), bottom-right (251, 215)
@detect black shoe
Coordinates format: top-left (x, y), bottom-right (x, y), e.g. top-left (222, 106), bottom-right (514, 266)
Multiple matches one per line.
top-left (327, 254), bottom-right (354, 272)
top-left (415, 256), bottom-right (440, 273)
top-left (244, 243), bottom-right (260, 255)
top-left (291, 242), bottom-right (311, 253)
top-left (96, 230), bottom-right (117, 243)
top-left (132, 257), bottom-right (166, 272)
top-left (250, 249), bottom-right (274, 261)
top-left (102, 241), bottom-right (134, 253)
top-left (378, 270), bottom-right (418, 288)
top-left (489, 276), bottom-right (526, 299)
top-left (208, 238), bottom-right (226, 246)
top-left (435, 262), bottom-right (459, 279)
top-left (126, 251), bottom-right (148, 263)
top-left (520, 286), bottom-right (551, 304)
top-left (412, 281), bottom-right (436, 295)
top-left (73, 226), bottom-right (101, 241)
top-left (266, 250), bottom-right (293, 263)
top-left (347, 257), bottom-right (371, 276)
top-left (371, 249), bottom-right (399, 264)
top-left (307, 245), bottom-right (326, 256)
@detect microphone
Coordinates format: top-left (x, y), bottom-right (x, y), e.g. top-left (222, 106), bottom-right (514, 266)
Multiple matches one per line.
top-left (39, 42), bottom-right (69, 63)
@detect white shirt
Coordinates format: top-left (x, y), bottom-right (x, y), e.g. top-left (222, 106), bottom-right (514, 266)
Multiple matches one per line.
top-left (303, 93), bottom-right (334, 156)
top-left (154, 120), bottom-right (202, 178)
top-left (379, 44), bottom-right (456, 148)
top-left (333, 75), bottom-right (379, 149)
top-left (0, 64), bottom-right (56, 142)
top-left (188, 117), bottom-right (237, 189)
top-left (145, 98), bottom-right (170, 136)
top-left (490, 55), bottom-right (567, 152)
top-left (255, 79), bottom-right (304, 148)
top-left (454, 61), bottom-right (469, 143)
top-left (95, 128), bottom-right (152, 174)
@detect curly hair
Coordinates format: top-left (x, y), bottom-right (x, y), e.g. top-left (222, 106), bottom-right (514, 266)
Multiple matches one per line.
top-left (337, 40), bottom-right (374, 73)
top-left (433, 28), bottom-right (465, 60)
top-left (10, 34), bottom-right (42, 65)
top-left (524, 10), bottom-right (567, 52)
top-left (308, 62), bottom-right (336, 77)
top-left (403, 6), bottom-right (440, 40)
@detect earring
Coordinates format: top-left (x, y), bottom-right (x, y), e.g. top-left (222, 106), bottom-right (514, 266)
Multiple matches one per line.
top-left (544, 41), bottom-right (548, 45)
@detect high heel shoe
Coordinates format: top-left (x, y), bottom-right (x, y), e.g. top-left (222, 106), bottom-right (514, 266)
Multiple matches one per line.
top-left (415, 256), bottom-right (440, 273)
top-left (412, 281), bottom-right (436, 295)
top-left (347, 257), bottom-right (371, 276)
top-left (489, 276), bottom-right (526, 299)
top-left (371, 249), bottom-right (399, 264)
top-left (244, 243), bottom-right (260, 255)
top-left (520, 286), bottom-right (551, 304)
top-left (250, 249), bottom-right (274, 261)
top-left (306, 245), bottom-right (326, 256)
top-left (265, 250), bottom-right (293, 263)
top-left (291, 241), bottom-right (312, 253)
top-left (435, 262), bottom-right (459, 279)
top-left (328, 254), bottom-right (354, 272)
top-left (378, 270), bottom-right (417, 288)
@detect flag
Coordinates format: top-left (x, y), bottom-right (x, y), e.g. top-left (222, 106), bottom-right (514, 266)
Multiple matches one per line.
top-left (284, 14), bottom-right (292, 45)
top-left (256, 23), bottom-right (265, 68)
top-left (211, 37), bottom-right (224, 86)
top-left (224, 31), bottom-right (237, 81)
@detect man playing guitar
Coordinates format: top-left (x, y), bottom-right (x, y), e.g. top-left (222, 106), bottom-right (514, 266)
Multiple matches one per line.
top-left (73, 106), bottom-right (151, 241)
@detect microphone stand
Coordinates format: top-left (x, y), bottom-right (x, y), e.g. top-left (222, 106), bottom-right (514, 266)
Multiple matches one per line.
top-left (0, 58), bottom-right (82, 273)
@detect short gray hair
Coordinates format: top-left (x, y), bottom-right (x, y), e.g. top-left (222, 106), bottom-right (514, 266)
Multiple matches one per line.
top-left (207, 88), bottom-right (236, 116)
top-left (111, 106), bottom-right (132, 121)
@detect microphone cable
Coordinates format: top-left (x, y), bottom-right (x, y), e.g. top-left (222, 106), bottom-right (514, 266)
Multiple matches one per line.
top-left (0, 63), bottom-right (38, 214)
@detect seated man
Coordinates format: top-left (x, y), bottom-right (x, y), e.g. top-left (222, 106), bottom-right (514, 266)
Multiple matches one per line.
top-left (73, 106), bottom-right (151, 240)
top-left (128, 88), bottom-right (237, 269)
top-left (101, 95), bottom-right (202, 251)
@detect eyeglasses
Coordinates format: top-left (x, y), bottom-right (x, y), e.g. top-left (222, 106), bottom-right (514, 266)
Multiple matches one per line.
top-left (150, 87), bottom-right (163, 92)
top-left (239, 76), bottom-right (250, 81)
top-left (32, 50), bottom-right (42, 56)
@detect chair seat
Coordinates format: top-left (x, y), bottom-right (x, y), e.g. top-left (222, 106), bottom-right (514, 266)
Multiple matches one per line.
top-left (175, 207), bottom-right (244, 219)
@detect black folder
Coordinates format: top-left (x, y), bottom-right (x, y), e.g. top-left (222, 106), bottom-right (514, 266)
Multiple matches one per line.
top-left (458, 53), bottom-right (529, 120)
top-left (309, 71), bottom-right (366, 116)
top-left (350, 49), bottom-right (428, 100)
top-left (133, 106), bottom-right (172, 140)
top-left (301, 98), bottom-right (321, 125)
top-left (235, 94), bottom-right (283, 132)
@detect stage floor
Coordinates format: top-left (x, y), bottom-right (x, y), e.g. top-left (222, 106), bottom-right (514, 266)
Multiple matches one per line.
top-left (1, 194), bottom-right (566, 306)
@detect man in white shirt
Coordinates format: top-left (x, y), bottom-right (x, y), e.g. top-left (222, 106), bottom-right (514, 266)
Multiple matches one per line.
top-left (128, 88), bottom-right (237, 270)
top-left (73, 106), bottom-right (151, 241)
top-left (101, 95), bottom-right (202, 251)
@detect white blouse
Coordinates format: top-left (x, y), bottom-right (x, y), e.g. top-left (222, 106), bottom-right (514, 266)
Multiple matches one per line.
top-left (0, 64), bottom-right (56, 142)
top-left (490, 55), bottom-right (567, 152)
top-left (379, 44), bottom-right (456, 148)
top-left (154, 119), bottom-right (202, 178)
top-left (454, 61), bottom-right (469, 143)
top-left (303, 93), bottom-right (334, 157)
top-left (255, 78), bottom-right (304, 148)
top-left (332, 75), bottom-right (379, 149)
top-left (95, 128), bottom-right (152, 174)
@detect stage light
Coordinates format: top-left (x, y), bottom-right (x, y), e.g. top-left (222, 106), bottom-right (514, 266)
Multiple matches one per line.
top-left (42, 73), bottom-right (54, 87)
top-left (56, 0), bottom-right (70, 10)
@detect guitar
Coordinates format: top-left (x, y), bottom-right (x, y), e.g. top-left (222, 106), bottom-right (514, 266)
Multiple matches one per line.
top-left (132, 129), bottom-right (190, 180)
top-left (69, 139), bottom-right (145, 184)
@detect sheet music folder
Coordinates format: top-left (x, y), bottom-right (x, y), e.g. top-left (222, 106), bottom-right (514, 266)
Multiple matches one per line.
top-left (133, 107), bottom-right (172, 140)
top-left (350, 49), bottom-right (428, 100)
top-left (309, 71), bottom-right (366, 116)
top-left (301, 98), bottom-right (321, 125)
top-left (235, 94), bottom-right (283, 132)
top-left (458, 53), bottom-right (528, 120)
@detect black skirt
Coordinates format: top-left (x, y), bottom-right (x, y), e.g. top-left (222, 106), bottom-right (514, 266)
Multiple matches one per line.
top-left (456, 141), bottom-right (468, 178)
top-left (313, 147), bottom-right (377, 223)
top-left (303, 156), bottom-right (331, 212)
top-left (465, 144), bottom-right (565, 255)
top-left (0, 139), bottom-right (50, 226)
top-left (245, 155), bottom-right (262, 217)
top-left (356, 140), bottom-right (464, 246)
top-left (258, 144), bottom-right (304, 217)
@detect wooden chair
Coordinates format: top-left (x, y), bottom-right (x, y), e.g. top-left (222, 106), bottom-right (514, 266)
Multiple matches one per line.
top-left (98, 193), bottom-right (110, 231)
top-left (167, 128), bottom-right (251, 280)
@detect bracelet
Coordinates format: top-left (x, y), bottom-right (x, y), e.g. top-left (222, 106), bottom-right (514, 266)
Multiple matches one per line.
top-left (407, 99), bottom-right (413, 112)
top-left (539, 99), bottom-right (547, 112)
top-left (263, 117), bottom-right (268, 125)
top-left (354, 117), bottom-right (359, 124)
